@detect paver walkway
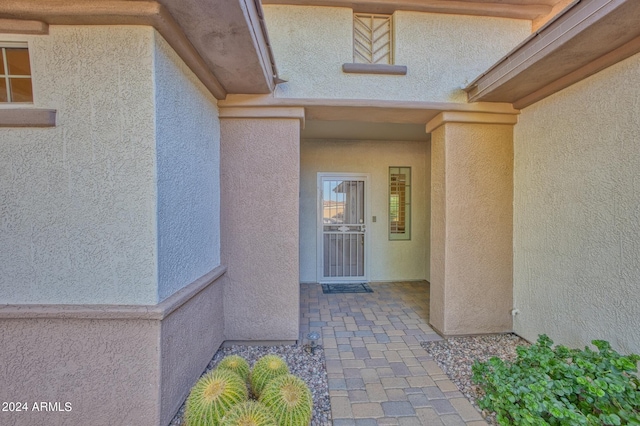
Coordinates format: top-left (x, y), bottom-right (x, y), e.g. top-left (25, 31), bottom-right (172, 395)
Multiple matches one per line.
top-left (300, 282), bottom-right (488, 426)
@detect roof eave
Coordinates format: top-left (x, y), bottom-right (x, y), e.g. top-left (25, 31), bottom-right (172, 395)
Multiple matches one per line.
top-left (0, 0), bottom-right (279, 99)
top-left (465, 0), bottom-right (640, 108)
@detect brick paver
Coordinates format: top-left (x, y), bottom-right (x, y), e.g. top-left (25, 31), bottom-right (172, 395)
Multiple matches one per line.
top-left (300, 282), bottom-right (488, 425)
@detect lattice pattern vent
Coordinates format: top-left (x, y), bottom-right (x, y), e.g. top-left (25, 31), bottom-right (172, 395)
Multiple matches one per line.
top-left (353, 13), bottom-right (393, 65)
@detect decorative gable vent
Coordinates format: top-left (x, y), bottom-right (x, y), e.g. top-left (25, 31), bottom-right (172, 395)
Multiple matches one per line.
top-left (353, 13), bottom-right (393, 65)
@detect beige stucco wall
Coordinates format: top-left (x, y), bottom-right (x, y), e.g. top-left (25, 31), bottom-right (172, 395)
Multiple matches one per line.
top-left (513, 52), bottom-right (640, 354)
top-left (430, 122), bottom-right (513, 335)
top-left (0, 26), bottom-right (227, 425)
top-left (0, 317), bottom-right (161, 425)
top-left (0, 26), bottom-right (158, 305)
top-left (300, 139), bottom-right (430, 282)
top-left (0, 27), bottom-right (222, 305)
top-left (154, 32), bottom-right (221, 301)
top-left (430, 127), bottom-right (446, 332)
top-left (220, 118), bottom-right (300, 341)
top-left (160, 279), bottom-right (224, 425)
top-left (264, 5), bottom-right (530, 102)
top-left (0, 274), bottom-right (224, 426)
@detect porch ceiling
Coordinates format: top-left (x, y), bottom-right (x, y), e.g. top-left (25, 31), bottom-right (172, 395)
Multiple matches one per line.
top-left (219, 95), bottom-right (520, 139)
top-left (301, 120), bottom-right (430, 141)
top-left (219, 95), bottom-right (519, 125)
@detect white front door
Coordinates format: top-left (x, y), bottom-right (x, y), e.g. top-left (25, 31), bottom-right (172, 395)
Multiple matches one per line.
top-left (317, 173), bottom-right (369, 282)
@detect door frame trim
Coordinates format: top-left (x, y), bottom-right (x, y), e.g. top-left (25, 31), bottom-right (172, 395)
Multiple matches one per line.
top-left (317, 172), bottom-right (371, 283)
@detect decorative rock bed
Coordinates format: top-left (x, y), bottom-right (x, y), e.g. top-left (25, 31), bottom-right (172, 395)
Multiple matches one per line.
top-left (169, 344), bottom-right (331, 426)
top-left (421, 333), bottom-right (530, 425)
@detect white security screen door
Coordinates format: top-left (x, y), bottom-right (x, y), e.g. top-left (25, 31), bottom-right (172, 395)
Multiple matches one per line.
top-left (318, 174), bottom-right (369, 282)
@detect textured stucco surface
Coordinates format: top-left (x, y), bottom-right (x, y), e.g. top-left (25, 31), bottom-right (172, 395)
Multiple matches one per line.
top-left (154, 32), bottom-right (221, 301)
top-left (0, 318), bottom-right (160, 425)
top-left (0, 26), bottom-right (158, 304)
top-left (513, 52), bottom-right (640, 354)
top-left (0, 25), bottom-right (227, 426)
top-left (430, 123), bottom-right (513, 335)
top-left (264, 6), bottom-right (530, 102)
top-left (430, 127), bottom-right (446, 333)
top-left (220, 118), bottom-right (300, 341)
top-left (160, 277), bottom-right (224, 425)
top-left (0, 274), bottom-right (224, 426)
top-left (300, 139), bottom-right (430, 282)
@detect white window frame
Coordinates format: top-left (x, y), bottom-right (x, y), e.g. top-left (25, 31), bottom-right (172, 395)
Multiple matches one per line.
top-left (0, 41), bottom-right (33, 104)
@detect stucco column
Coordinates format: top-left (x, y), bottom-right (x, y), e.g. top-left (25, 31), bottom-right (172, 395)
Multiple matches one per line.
top-left (427, 112), bottom-right (517, 336)
top-left (220, 107), bottom-right (304, 342)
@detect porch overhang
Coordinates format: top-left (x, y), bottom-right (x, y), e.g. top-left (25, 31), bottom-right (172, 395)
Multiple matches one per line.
top-left (220, 95), bottom-right (519, 125)
top-left (465, 0), bottom-right (640, 109)
top-left (220, 95), bottom-right (521, 140)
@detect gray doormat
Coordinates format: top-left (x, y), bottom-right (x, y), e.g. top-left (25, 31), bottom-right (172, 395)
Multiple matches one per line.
top-left (322, 283), bottom-right (373, 294)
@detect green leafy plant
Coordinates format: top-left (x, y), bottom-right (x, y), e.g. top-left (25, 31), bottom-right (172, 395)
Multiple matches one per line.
top-left (260, 374), bottom-right (313, 426)
top-left (250, 355), bottom-right (290, 397)
top-left (217, 355), bottom-right (251, 382)
top-left (472, 334), bottom-right (640, 425)
top-left (221, 401), bottom-right (277, 426)
top-left (185, 369), bottom-right (249, 426)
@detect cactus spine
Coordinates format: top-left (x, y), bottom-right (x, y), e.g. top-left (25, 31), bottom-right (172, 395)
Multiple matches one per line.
top-left (221, 401), bottom-right (278, 426)
top-left (250, 355), bottom-right (289, 397)
top-left (217, 355), bottom-right (251, 382)
top-left (185, 369), bottom-right (248, 426)
top-left (259, 374), bottom-right (313, 426)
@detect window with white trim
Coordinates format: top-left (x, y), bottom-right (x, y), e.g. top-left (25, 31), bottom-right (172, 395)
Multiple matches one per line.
top-left (353, 13), bottom-right (393, 65)
top-left (1, 43), bottom-right (33, 103)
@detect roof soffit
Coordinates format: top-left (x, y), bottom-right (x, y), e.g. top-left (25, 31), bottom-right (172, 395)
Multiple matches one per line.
top-left (466, 0), bottom-right (640, 107)
top-left (157, 0), bottom-right (275, 94)
top-left (0, 0), bottom-right (276, 98)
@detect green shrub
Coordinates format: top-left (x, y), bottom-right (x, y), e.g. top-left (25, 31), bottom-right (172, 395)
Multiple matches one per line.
top-left (217, 355), bottom-right (251, 382)
top-left (472, 334), bottom-right (640, 425)
top-left (250, 355), bottom-right (289, 397)
top-left (260, 374), bottom-right (313, 426)
top-left (221, 401), bottom-right (277, 426)
top-left (185, 369), bottom-right (248, 426)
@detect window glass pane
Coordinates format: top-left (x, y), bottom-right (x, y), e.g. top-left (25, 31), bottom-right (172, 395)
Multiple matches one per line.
top-left (402, 170), bottom-right (410, 186)
top-left (10, 78), bottom-right (33, 102)
top-left (390, 194), bottom-right (399, 223)
top-left (0, 82), bottom-right (7, 102)
top-left (0, 51), bottom-right (5, 75)
top-left (6, 48), bottom-right (31, 75)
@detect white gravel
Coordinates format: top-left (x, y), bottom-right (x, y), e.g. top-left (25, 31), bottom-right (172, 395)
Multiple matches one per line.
top-left (169, 344), bottom-right (330, 426)
top-left (421, 333), bottom-right (529, 425)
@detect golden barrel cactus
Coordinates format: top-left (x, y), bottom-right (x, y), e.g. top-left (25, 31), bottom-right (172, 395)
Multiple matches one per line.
top-left (221, 401), bottom-right (278, 426)
top-left (217, 355), bottom-right (251, 382)
top-left (250, 355), bottom-right (289, 397)
top-left (259, 374), bottom-right (313, 426)
top-left (185, 369), bottom-right (248, 426)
